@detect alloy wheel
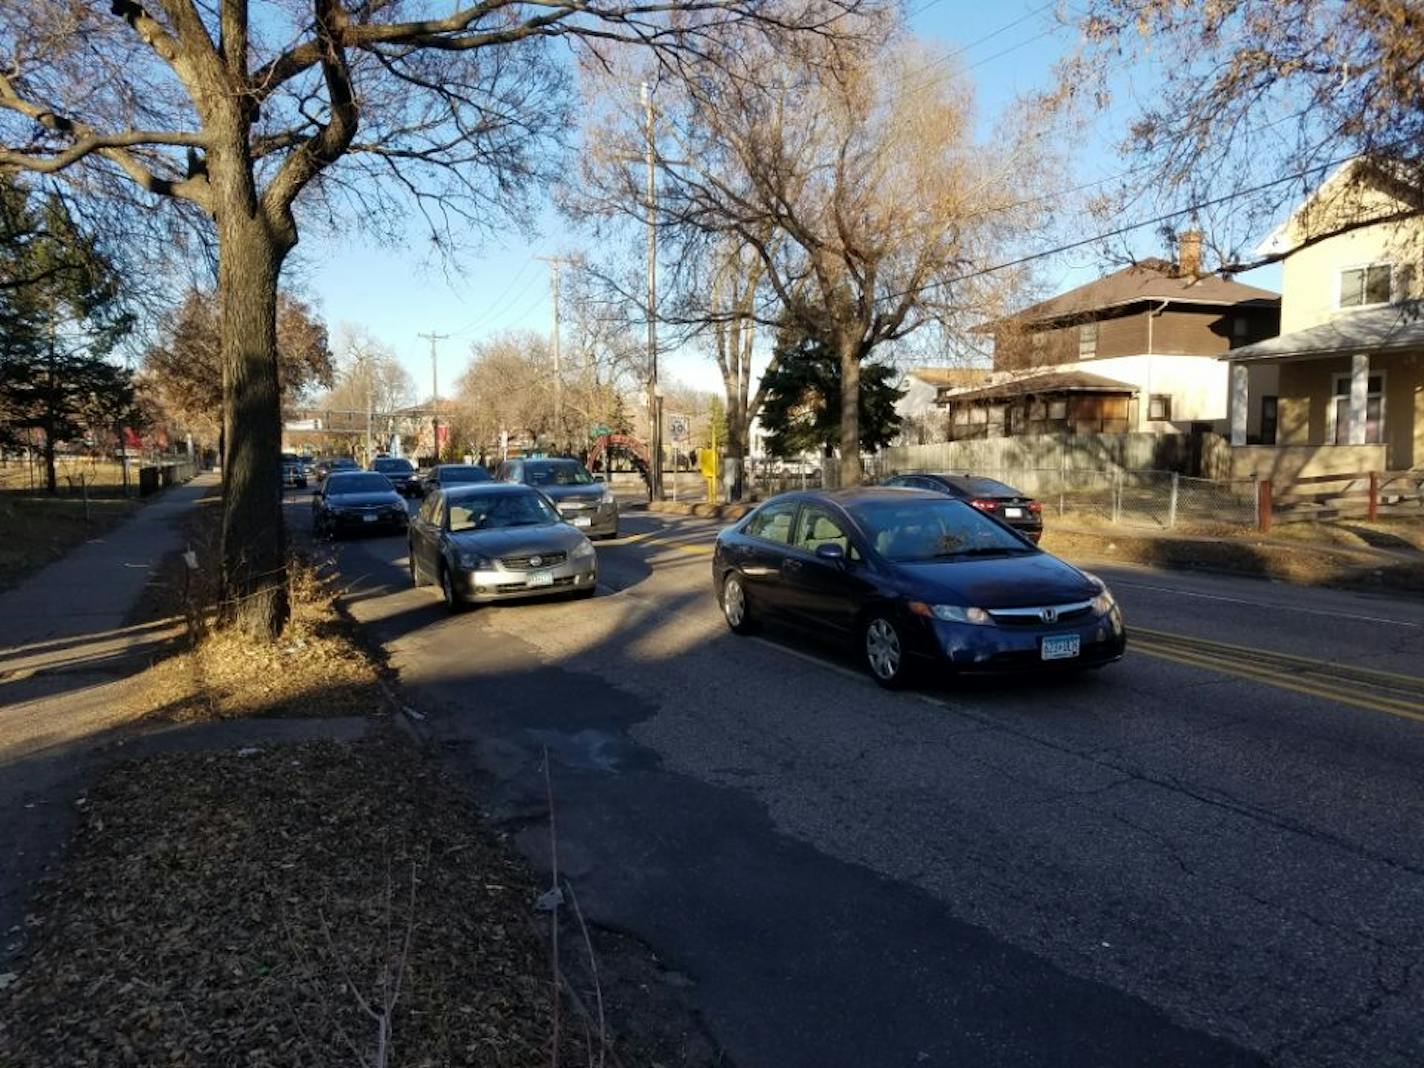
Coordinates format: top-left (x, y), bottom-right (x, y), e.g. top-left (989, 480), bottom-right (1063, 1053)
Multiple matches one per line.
top-left (440, 566), bottom-right (458, 610)
top-left (722, 574), bottom-right (754, 634)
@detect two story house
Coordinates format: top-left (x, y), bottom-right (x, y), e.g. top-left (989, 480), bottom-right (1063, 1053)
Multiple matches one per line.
top-left (1224, 160), bottom-right (1424, 479)
top-left (940, 234), bottom-right (1281, 441)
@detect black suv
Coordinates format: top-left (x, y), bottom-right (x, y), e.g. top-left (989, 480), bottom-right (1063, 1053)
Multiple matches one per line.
top-left (371, 456), bottom-right (421, 497)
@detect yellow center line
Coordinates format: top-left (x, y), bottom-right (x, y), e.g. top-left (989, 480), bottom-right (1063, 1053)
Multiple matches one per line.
top-left (1133, 626), bottom-right (1424, 687)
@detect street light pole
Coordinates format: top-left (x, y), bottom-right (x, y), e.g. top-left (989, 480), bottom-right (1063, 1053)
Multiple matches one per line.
top-left (419, 331), bottom-right (449, 462)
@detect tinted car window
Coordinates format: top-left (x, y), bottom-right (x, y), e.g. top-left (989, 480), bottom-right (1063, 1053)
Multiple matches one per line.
top-left (848, 498), bottom-right (1032, 562)
top-left (326, 473), bottom-right (394, 494)
top-left (438, 465), bottom-right (491, 484)
top-left (373, 458), bottom-right (415, 474)
top-left (744, 501), bottom-right (798, 545)
top-left (418, 493), bottom-right (441, 524)
top-left (942, 476), bottom-right (1022, 498)
top-left (522, 461), bottom-right (594, 486)
top-left (447, 490), bottom-right (559, 532)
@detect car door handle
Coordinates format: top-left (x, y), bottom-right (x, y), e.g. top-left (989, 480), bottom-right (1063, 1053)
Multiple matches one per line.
top-left (782, 558), bottom-right (802, 573)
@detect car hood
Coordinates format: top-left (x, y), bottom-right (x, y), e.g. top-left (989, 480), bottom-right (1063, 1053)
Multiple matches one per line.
top-left (893, 552), bottom-right (1097, 609)
top-left (447, 523), bottom-right (587, 555)
top-left (534, 484), bottom-right (603, 503)
top-left (327, 492), bottom-right (402, 507)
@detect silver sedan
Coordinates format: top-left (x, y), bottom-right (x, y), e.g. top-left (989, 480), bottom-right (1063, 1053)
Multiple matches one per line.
top-left (407, 483), bottom-right (598, 610)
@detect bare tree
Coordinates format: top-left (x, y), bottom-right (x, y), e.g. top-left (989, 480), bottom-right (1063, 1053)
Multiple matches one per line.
top-left (1066, 0), bottom-right (1424, 271)
top-left (575, 30), bottom-right (1044, 486)
top-left (0, 0), bottom-right (869, 635)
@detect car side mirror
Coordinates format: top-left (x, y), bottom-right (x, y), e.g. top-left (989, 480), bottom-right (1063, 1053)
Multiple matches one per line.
top-left (593, 474), bottom-right (604, 482)
top-left (815, 542), bottom-right (846, 564)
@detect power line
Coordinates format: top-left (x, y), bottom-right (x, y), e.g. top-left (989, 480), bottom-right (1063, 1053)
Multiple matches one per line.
top-left (449, 258), bottom-right (539, 337)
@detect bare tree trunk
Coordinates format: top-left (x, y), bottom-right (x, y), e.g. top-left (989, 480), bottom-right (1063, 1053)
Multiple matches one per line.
top-left (218, 211), bottom-right (291, 638)
top-left (838, 328), bottom-right (861, 488)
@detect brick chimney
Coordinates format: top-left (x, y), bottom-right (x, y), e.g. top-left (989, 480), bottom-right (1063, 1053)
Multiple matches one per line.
top-left (1177, 229), bottom-right (1204, 277)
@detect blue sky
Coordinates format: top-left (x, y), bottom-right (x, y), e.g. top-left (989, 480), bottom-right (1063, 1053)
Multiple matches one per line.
top-left (298, 1), bottom-right (1282, 399)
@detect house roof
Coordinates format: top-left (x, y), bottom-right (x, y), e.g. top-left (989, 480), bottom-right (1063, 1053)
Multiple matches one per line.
top-left (907, 367), bottom-right (992, 388)
top-left (1222, 301), bottom-right (1424, 363)
top-left (1004, 260), bottom-right (1279, 326)
top-left (938, 370), bottom-right (1139, 405)
top-left (1256, 157), bottom-right (1423, 256)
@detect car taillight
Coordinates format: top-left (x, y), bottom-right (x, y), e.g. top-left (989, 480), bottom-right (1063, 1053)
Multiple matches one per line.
top-left (969, 499), bottom-right (996, 511)
top-left (1027, 500), bottom-right (1043, 514)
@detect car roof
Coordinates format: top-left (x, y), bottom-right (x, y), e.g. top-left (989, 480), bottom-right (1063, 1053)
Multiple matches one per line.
top-left (441, 481), bottom-right (536, 497)
top-left (436, 463), bottom-right (484, 471)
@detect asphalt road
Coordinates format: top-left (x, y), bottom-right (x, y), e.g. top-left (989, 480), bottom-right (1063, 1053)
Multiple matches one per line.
top-left (296, 488), bottom-right (1424, 1068)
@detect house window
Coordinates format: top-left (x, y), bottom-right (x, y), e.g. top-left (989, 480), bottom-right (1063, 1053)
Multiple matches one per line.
top-left (1147, 394), bottom-right (1173, 421)
top-left (1048, 399), bottom-right (1067, 421)
top-left (1329, 372), bottom-right (1385, 444)
top-left (1339, 264), bottom-right (1393, 308)
top-left (1231, 316), bottom-right (1249, 341)
top-left (1078, 321), bottom-right (1098, 358)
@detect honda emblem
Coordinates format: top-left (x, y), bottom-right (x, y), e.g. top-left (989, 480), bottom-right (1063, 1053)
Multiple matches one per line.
top-left (530, 555), bottom-right (542, 567)
top-left (1040, 607), bottom-right (1058, 624)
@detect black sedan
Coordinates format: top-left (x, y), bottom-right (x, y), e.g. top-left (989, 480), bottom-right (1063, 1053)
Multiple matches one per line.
top-left (712, 488), bottom-right (1124, 687)
top-left (313, 456), bottom-right (359, 482)
top-left (419, 463), bottom-right (492, 497)
top-left (312, 471), bottom-right (409, 537)
top-left (882, 472), bottom-right (1044, 542)
top-left (372, 456), bottom-right (421, 497)
top-left (408, 483), bottom-right (598, 610)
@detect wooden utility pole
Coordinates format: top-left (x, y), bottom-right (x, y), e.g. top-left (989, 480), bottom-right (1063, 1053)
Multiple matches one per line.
top-left (537, 256), bottom-right (575, 454)
top-left (643, 81), bottom-right (662, 501)
top-left (418, 332), bottom-right (449, 461)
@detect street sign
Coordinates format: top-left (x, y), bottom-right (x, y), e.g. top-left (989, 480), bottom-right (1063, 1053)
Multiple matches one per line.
top-left (669, 414), bottom-right (689, 442)
top-left (591, 424), bottom-right (612, 438)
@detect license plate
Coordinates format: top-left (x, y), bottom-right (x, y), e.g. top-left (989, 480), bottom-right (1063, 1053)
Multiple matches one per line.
top-left (1005, 507), bottom-right (1023, 518)
top-left (1041, 634), bottom-right (1080, 661)
top-left (526, 570), bottom-right (554, 587)
top-left (362, 514), bottom-right (378, 523)
top-left (572, 516), bottom-right (591, 528)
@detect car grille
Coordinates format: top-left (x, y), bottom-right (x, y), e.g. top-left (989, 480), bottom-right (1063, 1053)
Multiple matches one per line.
top-left (493, 575), bottom-right (577, 592)
top-left (500, 551), bottom-right (568, 570)
top-left (986, 600), bottom-right (1094, 627)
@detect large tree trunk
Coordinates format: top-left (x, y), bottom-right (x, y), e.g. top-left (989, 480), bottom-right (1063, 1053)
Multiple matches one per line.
top-left (217, 211), bottom-right (290, 638)
top-left (837, 328), bottom-right (861, 488)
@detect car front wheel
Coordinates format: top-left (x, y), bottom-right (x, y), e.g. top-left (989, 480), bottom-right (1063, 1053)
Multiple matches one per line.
top-left (439, 564), bottom-right (463, 611)
top-left (863, 614), bottom-right (910, 689)
top-left (721, 572), bottom-right (757, 635)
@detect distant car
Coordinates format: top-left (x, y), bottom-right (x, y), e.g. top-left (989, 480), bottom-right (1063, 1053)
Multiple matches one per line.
top-left (496, 457), bottom-right (618, 538)
top-left (408, 483), bottom-right (598, 610)
top-left (881, 472), bottom-right (1044, 543)
top-left (371, 456), bottom-right (420, 497)
top-left (314, 457), bottom-right (359, 482)
top-left (280, 460), bottom-right (308, 489)
top-left (312, 471), bottom-right (408, 537)
top-left (712, 487), bottom-right (1124, 688)
top-left (419, 463), bottom-right (492, 497)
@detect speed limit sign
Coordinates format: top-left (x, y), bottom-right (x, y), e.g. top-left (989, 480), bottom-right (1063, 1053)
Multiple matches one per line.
top-left (669, 414), bottom-right (689, 442)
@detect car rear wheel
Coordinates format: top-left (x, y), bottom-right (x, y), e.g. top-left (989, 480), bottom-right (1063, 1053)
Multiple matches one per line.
top-left (863, 615), bottom-right (910, 689)
top-left (721, 573), bottom-right (757, 635)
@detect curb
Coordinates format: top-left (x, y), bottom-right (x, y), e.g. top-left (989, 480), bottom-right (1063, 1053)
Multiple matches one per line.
top-left (646, 500), bottom-right (753, 522)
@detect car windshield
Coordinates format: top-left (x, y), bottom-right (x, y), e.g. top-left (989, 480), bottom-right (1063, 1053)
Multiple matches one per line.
top-left (849, 498), bottom-right (1035, 562)
top-left (373, 459), bottom-right (414, 474)
top-left (439, 465), bottom-right (490, 484)
top-left (331, 459), bottom-right (357, 469)
top-left (448, 490), bottom-right (559, 532)
top-left (522, 461), bottom-right (593, 486)
top-left (327, 473), bottom-right (392, 494)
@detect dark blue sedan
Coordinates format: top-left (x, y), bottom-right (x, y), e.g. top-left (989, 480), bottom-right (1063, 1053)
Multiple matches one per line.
top-left (712, 487), bottom-right (1126, 687)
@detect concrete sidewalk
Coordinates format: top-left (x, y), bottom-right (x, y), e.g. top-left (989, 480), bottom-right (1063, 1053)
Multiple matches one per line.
top-left (0, 472), bottom-right (218, 761)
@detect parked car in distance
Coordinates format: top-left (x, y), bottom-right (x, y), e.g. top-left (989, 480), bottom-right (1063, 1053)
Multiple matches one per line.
top-left (419, 463), bottom-right (492, 497)
top-left (496, 457), bottom-right (618, 538)
top-left (313, 456), bottom-right (359, 482)
top-left (713, 487), bottom-right (1124, 688)
top-left (371, 456), bottom-right (420, 497)
top-left (408, 482), bottom-right (598, 610)
top-left (882, 472), bottom-right (1044, 543)
top-left (280, 459), bottom-right (308, 488)
top-left (312, 471), bottom-right (408, 537)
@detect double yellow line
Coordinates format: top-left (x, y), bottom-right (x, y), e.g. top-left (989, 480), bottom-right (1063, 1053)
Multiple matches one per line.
top-left (1132, 626), bottom-right (1424, 724)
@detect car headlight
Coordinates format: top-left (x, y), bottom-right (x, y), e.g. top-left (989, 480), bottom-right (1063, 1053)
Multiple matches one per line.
top-left (571, 539), bottom-right (596, 560)
top-left (456, 551), bottom-right (493, 570)
top-left (910, 602), bottom-right (992, 625)
top-left (1091, 590), bottom-right (1117, 615)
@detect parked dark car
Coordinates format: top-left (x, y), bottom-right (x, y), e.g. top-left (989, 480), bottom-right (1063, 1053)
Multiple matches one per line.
top-left (408, 483), bottom-right (598, 610)
top-left (418, 463), bottom-right (492, 497)
top-left (312, 471), bottom-right (408, 537)
top-left (712, 487), bottom-right (1124, 688)
top-left (371, 456), bottom-right (420, 497)
top-left (313, 456), bottom-right (359, 482)
top-left (496, 457), bottom-right (618, 538)
top-left (882, 472), bottom-right (1044, 543)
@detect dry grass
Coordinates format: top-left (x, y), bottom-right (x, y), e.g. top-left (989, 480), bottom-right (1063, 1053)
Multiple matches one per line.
top-left (0, 457), bottom-right (130, 494)
top-left (1267, 516), bottom-right (1424, 553)
top-left (0, 735), bottom-right (584, 1067)
top-left (0, 492), bottom-right (141, 592)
